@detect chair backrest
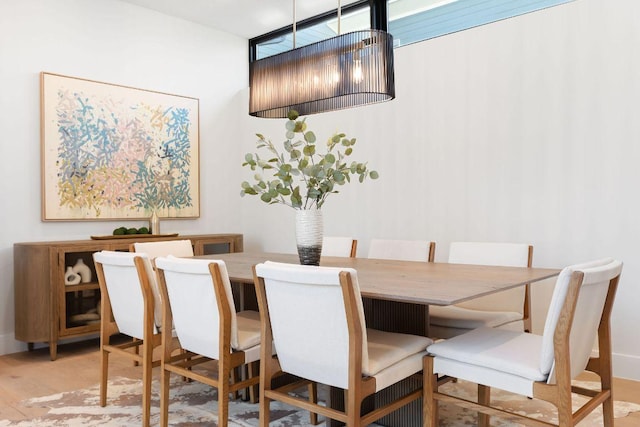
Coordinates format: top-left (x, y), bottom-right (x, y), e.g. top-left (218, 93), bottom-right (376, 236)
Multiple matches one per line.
top-left (540, 258), bottom-right (622, 382)
top-left (93, 251), bottom-right (157, 339)
top-left (448, 242), bottom-right (532, 313)
top-left (155, 256), bottom-right (238, 359)
top-left (367, 238), bottom-right (435, 262)
top-left (322, 236), bottom-right (357, 257)
top-left (131, 239), bottom-right (194, 261)
top-left (254, 261), bottom-right (367, 390)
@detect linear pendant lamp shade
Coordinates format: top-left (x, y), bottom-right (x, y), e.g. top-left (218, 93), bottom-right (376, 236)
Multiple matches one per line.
top-left (249, 30), bottom-right (395, 118)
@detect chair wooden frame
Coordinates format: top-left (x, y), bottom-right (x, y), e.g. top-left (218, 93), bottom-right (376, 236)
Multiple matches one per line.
top-left (156, 260), bottom-right (260, 427)
top-left (349, 240), bottom-right (358, 258)
top-left (435, 243), bottom-right (534, 335)
top-left (93, 253), bottom-right (164, 427)
top-left (523, 245), bottom-right (533, 332)
top-left (424, 266), bottom-right (621, 427)
top-left (253, 266), bottom-right (426, 427)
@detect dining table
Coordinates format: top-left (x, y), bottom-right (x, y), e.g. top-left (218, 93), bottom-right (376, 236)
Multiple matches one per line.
top-left (200, 251), bottom-right (561, 426)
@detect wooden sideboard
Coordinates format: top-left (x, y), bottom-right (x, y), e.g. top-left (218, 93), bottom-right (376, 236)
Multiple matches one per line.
top-left (14, 233), bottom-right (243, 360)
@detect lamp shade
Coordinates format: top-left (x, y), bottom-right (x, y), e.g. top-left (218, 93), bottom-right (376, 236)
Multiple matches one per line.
top-left (249, 30), bottom-right (395, 118)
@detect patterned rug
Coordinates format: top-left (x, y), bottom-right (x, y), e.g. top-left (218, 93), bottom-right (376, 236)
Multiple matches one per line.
top-left (2, 376), bottom-right (639, 426)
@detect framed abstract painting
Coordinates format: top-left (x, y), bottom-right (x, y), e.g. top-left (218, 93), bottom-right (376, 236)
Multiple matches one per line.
top-left (41, 72), bottom-right (200, 221)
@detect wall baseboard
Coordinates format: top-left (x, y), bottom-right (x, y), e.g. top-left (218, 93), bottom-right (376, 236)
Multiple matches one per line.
top-left (0, 333), bottom-right (27, 356)
top-left (1, 333), bottom-right (638, 382)
top-left (612, 352), bottom-right (640, 382)
top-left (0, 333), bottom-right (101, 358)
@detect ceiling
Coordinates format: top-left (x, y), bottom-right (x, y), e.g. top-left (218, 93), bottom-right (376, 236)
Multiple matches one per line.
top-left (119, 0), bottom-right (362, 39)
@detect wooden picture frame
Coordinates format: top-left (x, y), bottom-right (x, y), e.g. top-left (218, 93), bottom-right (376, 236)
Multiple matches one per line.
top-left (41, 72), bottom-right (200, 221)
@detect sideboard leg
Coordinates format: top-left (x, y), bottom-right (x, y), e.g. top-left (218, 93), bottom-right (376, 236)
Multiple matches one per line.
top-left (49, 341), bottom-right (57, 361)
top-left (27, 342), bottom-right (34, 351)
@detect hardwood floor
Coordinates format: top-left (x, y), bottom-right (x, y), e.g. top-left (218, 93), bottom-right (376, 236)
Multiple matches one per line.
top-left (1, 338), bottom-right (639, 425)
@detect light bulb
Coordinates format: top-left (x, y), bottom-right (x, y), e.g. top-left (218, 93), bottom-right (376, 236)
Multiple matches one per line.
top-left (353, 59), bottom-right (363, 84)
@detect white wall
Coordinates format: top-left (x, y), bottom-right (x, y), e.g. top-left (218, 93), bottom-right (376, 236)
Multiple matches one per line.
top-left (2, 0), bottom-right (639, 380)
top-left (237, 0), bottom-right (640, 380)
top-left (0, 0), bottom-right (248, 352)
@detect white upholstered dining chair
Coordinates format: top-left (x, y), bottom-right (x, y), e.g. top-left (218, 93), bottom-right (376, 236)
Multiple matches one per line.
top-left (155, 256), bottom-right (262, 427)
top-left (322, 236), bottom-right (358, 257)
top-left (367, 238), bottom-right (436, 262)
top-left (253, 261), bottom-right (432, 427)
top-left (428, 241), bottom-right (533, 339)
top-left (130, 239), bottom-right (194, 262)
top-left (424, 257), bottom-right (622, 427)
top-left (93, 250), bottom-right (172, 427)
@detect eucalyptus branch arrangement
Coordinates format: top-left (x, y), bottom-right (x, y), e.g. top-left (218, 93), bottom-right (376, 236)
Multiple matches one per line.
top-left (240, 110), bottom-right (378, 210)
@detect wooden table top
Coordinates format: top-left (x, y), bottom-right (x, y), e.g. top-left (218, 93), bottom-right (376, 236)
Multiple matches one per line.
top-left (201, 252), bottom-right (560, 306)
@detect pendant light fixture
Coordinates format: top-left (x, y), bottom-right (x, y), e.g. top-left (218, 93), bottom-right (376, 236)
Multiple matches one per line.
top-left (249, 0), bottom-right (395, 118)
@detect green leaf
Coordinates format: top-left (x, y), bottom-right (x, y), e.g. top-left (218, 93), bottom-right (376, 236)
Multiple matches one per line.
top-left (324, 153), bottom-right (335, 164)
top-left (241, 114), bottom-right (378, 208)
top-left (260, 193), bottom-right (272, 203)
top-left (288, 110), bottom-right (299, 120)
top-left (293, 120), bottom-right (306, 133)
top-left (304, 131), bottom-right (316, 143)
top-left (291, 187), bottom-right (302, 208)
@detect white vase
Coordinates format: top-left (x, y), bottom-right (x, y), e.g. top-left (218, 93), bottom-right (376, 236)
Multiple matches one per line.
top-left (149, 210), bottom-right (160, 235)
top-left (64, 266), bottom-right (81, 286)
top-left (295, 209), bottom-right (323, 266)
top-left (72, 258), bottom-right (92, 283)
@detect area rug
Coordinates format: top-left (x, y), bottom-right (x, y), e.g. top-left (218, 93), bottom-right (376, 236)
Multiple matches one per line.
top-left (2, 377), bottom-right (639, 426)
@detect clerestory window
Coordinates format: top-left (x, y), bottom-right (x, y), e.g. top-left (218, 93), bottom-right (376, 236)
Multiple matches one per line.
top-left (250, 0), bottom-right (575, 62)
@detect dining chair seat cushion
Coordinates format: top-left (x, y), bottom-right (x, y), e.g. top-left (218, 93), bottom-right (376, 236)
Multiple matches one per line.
top-left (427, 327), bottom-right (547, 384)
top-left (429, 305), bottom-right (522, 329)
top-left (365, 328), bottom-right (431, 391)
top-left (236, 310), bottom-right (262, 350)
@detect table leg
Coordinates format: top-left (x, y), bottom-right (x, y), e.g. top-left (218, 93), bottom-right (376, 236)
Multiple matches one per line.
top-left (327, 299), bottom-right (430, 426)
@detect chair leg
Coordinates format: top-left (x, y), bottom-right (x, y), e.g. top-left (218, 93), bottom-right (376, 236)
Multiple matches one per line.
top-left (308, 382), bottom-right (319, 425)
top-left (478, 384), bottom-right (490, 427)
top-left (556, 392), bottom-right (574, 427)
top-left (230, 367), bottom-right (240, 400)
top-left (133, 337), bottom-right (140, 366)
top-left (160, 368), bottom-right (171, 427)
top-left (100, 347), bottom-right (109, 407)
top-left (219, 361), bottom-right (231, 427)
top-left (248, 361), bottom-right (258, 404)
top-left (602, 396), bottom-right (614, 427)
top-left (259, 381), bottom-right (270, 427)
top-left (345, 389), bottom-right (361, 427)
top-left (141, 343), bottom-right (153, 427)
top-left (424, 356), bottom-right (438, 427)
